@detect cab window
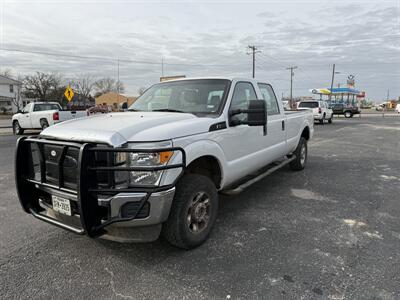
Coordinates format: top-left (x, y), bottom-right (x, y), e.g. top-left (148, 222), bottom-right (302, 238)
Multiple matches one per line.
top-left (230, 82), bottom-right (257, 122)
top-left (22, 103), bottom-right (32, 113)
top-left (257, 83), bottom-right (280, 115)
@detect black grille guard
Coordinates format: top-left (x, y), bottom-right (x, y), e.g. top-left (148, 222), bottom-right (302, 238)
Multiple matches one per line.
top-left (15, 136), bottom-right (186, 237)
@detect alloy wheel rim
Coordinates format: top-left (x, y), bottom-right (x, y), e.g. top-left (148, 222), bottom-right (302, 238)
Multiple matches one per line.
top-left (187, 191), bottom-right (211, 234)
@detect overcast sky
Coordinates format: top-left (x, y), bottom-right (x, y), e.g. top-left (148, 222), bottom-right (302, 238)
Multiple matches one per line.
top-left (0, 0), bottom-right (399, 100)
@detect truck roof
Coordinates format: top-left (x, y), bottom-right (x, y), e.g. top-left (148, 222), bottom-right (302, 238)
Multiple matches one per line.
top-left (158, 76), bottom-right (268, 83)
top-left (31, 102), bottom-right (60, 105)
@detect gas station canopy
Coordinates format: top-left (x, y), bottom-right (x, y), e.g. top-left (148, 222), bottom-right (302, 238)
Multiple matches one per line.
top-left (310, 88), bottom-right (360, 95)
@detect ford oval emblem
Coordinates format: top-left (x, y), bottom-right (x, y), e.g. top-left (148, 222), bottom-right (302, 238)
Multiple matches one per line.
top-left (51, 150), bottom-right (57, 157)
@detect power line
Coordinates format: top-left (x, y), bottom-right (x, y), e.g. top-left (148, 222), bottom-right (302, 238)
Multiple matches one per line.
top-left (0, 47), bottom-right (232, 68)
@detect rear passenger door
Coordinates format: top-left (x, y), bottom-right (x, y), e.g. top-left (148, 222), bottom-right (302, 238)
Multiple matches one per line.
top-left (257, 83), bottom-right (287, 160)
top-left (31, 104), bottom-right (43, 128)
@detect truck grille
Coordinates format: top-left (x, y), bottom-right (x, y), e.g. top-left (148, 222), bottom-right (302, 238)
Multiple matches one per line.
top-left (28, 143), bottom-right (80, 191)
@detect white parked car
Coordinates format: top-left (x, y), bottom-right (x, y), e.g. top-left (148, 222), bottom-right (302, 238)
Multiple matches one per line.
top-left (396, 103), bottom-right (400, 114)
top-left (15, 77), bottom-right (314, 249)
top-left (12, 102), bottom-right (88, 134)
top-left (297, 100), bottom-right (333, 124)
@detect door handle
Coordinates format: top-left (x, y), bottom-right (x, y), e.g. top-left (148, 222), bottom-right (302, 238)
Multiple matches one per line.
top-left (282, 120), bottom-right (285, 131)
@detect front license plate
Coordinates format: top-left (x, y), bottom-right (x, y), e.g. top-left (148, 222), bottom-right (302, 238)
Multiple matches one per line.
top-left (52, 196), bottom-right (72, 216)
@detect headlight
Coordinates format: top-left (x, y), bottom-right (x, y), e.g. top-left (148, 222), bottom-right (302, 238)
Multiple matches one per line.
top-left (114, 141), bottom-right (174, 186)
top-left (129, 151), bottom-right (173, 186)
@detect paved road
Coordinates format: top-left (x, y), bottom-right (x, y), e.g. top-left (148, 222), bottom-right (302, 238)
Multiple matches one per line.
top-left (1, 117), bottom-right (400, 299)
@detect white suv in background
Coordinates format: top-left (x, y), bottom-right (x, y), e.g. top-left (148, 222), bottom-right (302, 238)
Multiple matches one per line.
top-left (297, 100), bottom-right (333, 124)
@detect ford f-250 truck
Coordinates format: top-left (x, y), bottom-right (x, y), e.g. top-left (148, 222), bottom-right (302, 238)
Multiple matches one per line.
top-left (12, 102), bottom-right (87, 134)
top-left (15, 77), bottom-right (313, 249)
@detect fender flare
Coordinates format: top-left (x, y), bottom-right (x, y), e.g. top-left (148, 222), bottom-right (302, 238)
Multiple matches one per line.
top-left (161, 139), bottom-right (228, 188)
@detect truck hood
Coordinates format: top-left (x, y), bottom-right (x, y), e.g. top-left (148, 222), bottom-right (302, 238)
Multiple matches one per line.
top-left (41, 112), bottom-right (214, 146)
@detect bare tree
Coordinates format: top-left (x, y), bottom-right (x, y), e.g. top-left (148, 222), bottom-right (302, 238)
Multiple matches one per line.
top-left (138, 86), bottom-right (147, 96)
top-left (72, 74), bottom-right (95, 99)
top-left (0, 68), bottom-right (13, 77)
top-left (11, 92), bottom-right (22, 112)
top-left (94, 77), bottom-right (125, 97)
top-left (23, 72), bottom-right (62, 101)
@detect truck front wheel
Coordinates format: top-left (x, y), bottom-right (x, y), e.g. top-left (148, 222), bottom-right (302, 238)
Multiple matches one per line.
top-left (162, 174), bottom-right (218, 249)
top-left (13, 121), bottom-right (24, 135)
top-left (289, 137), bottom-right (307, 171)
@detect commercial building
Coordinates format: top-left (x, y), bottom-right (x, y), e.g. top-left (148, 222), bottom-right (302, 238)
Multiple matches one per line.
top-left (95, 92), bottom-right (137, 110)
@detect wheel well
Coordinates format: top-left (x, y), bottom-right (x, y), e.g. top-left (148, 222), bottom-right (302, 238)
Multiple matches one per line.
top-left (185, 156), bottom-right (222, 189)
top-left (40, 118), bottom-right (48, 124)
top-left (301, 126), bottom-right (310, 140)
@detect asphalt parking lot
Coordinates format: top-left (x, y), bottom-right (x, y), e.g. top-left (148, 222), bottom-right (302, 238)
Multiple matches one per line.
top-left (1, 117), bottom-right (400, 299)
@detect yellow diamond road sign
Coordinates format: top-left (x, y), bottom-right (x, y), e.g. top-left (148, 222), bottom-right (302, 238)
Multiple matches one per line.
top-left (64, 86), bottom-right (74, 102)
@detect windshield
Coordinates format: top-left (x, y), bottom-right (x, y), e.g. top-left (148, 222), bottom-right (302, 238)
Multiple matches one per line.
top-left (129, 79), bottom-right (230, 115)
top-left (298, 101), bottom-right (319, 108)
top-left (33, 103), bottom-right (61, 111)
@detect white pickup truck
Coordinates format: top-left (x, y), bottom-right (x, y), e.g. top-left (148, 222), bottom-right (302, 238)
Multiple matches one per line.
top-left (12, 102), bottom-right (87, 134)
top-left (15, 77), bottom-right (313, 249)
top-left (297, 100), bottom-right (333, 124)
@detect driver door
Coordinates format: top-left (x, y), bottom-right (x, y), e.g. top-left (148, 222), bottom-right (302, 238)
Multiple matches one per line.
top-left (218, 81), bottom-right (267, 183)
top-left (19, 103), bottom-right (32, 128)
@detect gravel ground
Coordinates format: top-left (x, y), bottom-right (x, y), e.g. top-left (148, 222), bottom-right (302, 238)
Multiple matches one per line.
top-left (1, 117), bottom-right (400, 299)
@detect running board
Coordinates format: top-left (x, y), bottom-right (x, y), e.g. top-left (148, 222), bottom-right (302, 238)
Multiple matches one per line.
top-left (221, 156), bottom-right (296, 195)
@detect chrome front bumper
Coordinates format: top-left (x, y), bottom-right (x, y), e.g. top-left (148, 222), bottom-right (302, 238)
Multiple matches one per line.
top-left (99, 188), bottom-right (175, 227)
top-left (98, 188), bottom-right (176, 243)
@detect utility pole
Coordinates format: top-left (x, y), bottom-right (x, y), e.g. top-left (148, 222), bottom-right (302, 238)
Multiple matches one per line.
top-left (161, 56), bottom-right (164, 77)
top-left (247, 45), bottom-right (260, 78)
top-left (329, 64), bottom-right (335, 102)
top-left (286, 66), bottom-right (297, 109)
top-left (117, 57), bottom-right (120, 105)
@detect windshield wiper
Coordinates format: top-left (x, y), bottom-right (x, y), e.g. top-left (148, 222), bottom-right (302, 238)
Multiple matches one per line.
top-left (152, 108), bottom-right (186, 113)
top-left (127, 108), bottom-right (141, 112)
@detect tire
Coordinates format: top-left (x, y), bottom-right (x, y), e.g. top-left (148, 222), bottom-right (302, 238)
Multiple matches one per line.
top-left (344, 111), bottom-right (352, 118)
top-left (40, 119), bottom-right (49, 130)
top-left (289, 137), bottom-right (307, 171)
top-left (13, 121), bottom-right (24, 135)
top-left (328, 115), bottom-right (333, 124)
top-left (162, 174), bottom-right (218, 249)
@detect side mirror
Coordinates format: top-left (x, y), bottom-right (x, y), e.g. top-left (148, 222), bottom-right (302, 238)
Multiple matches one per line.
top-left (229, 100), bottom-right (267, 127)
top-left (247, 100), bottom-right (267, 126)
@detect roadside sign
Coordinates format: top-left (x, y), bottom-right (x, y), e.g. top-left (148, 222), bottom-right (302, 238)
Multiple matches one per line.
top-left (64, 85), bottom-right (74, 102)
top-left (160, 75), bottom-right (186, 82)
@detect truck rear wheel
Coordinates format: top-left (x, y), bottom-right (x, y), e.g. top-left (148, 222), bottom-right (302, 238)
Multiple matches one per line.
top-left (162, 174), bottom-right (218, 249)
top-left (289, 137), bottom-right (307, 171)
top-left (344, 111), bottom-right (353, 118)
top-left (13, 121), bottom-right (24, 135)
top-left (40, 119), bottom-right (49, 130)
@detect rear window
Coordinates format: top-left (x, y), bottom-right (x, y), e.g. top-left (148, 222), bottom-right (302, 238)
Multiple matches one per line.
top-left (298, 102), bottom-right (318, 108)
top-left (33, 103), bottom-right (61, 111)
